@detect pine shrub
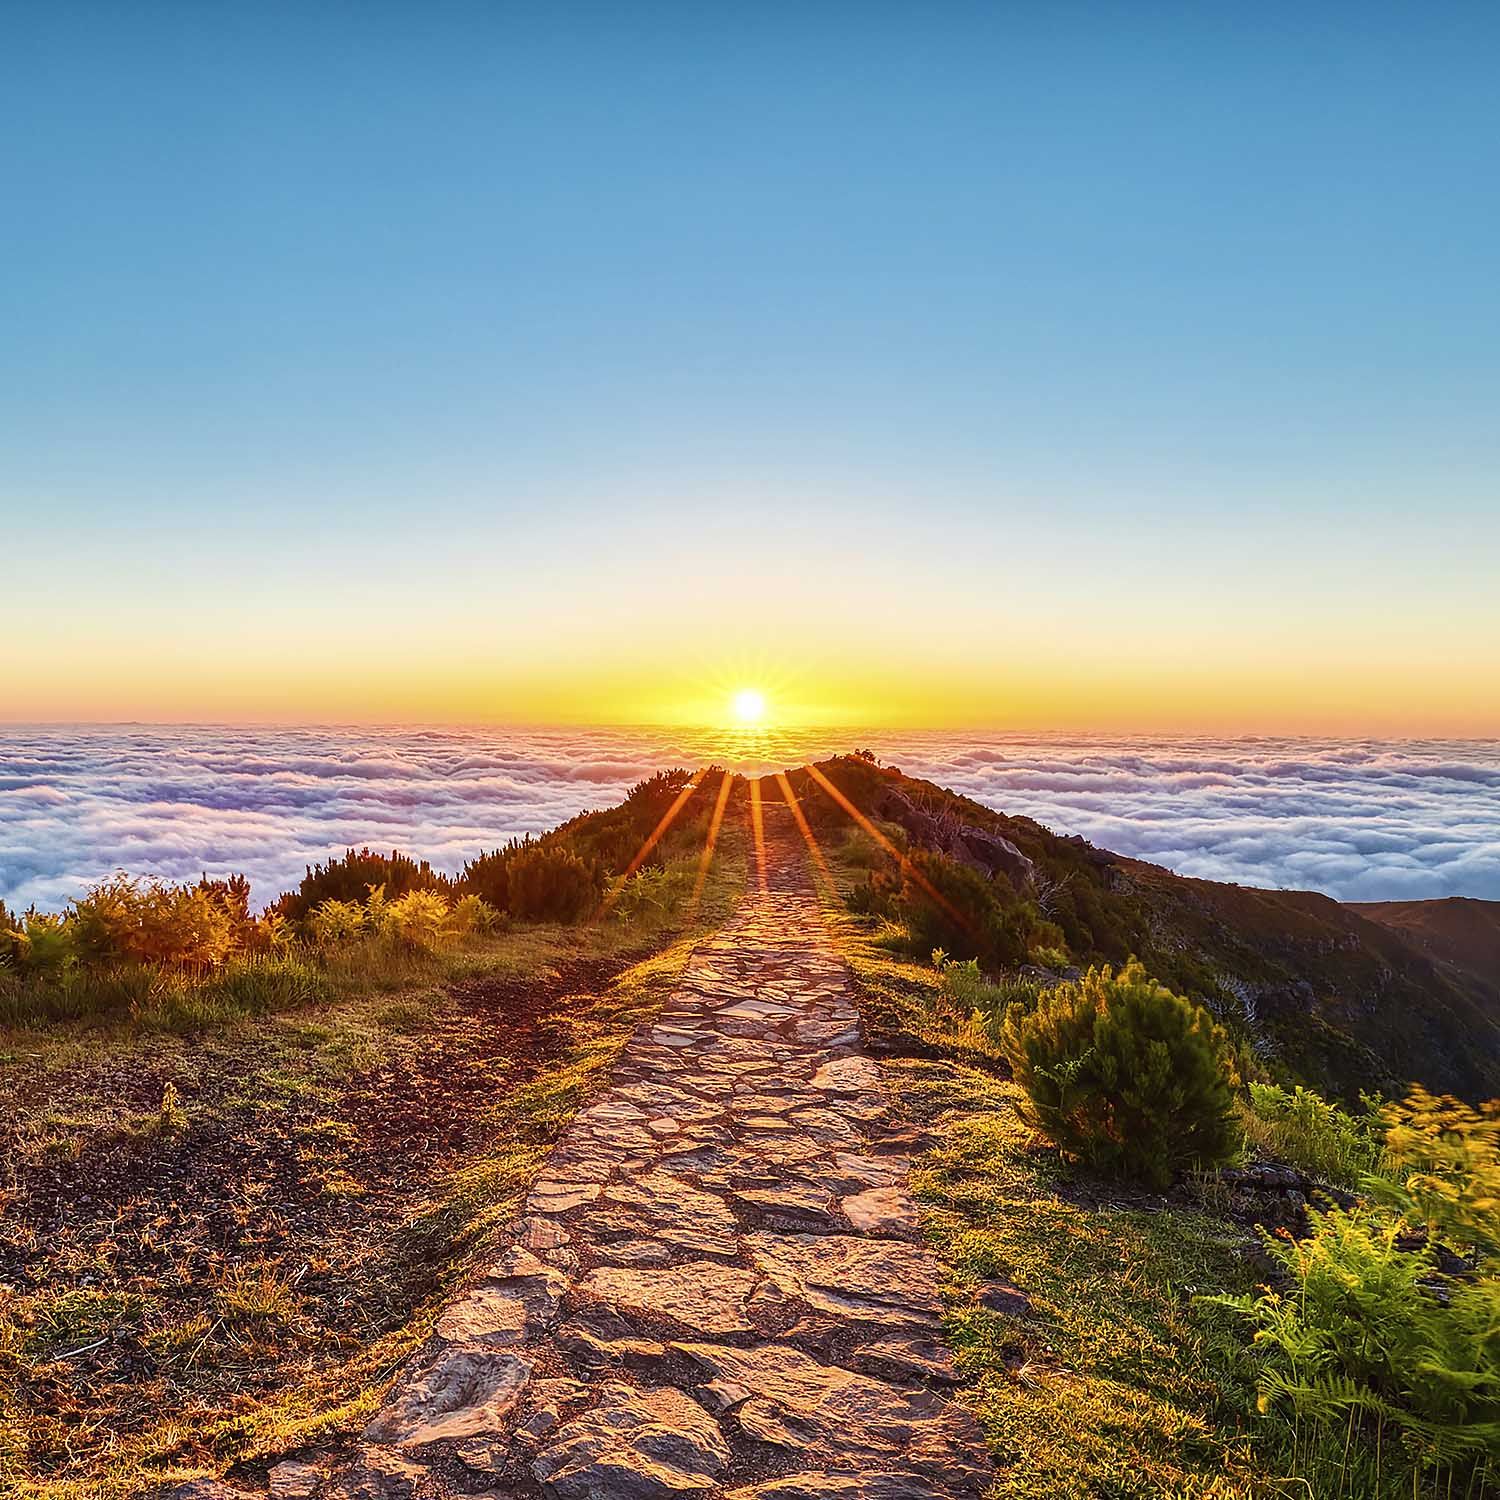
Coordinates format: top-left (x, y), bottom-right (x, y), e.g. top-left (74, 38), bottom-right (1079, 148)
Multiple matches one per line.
top-left (899, 850), bottom-right (1031, 971)
top-left (507, 843), bottom-right (599, 923)
top-left (1000, 960), bottom-right (1238, 1187)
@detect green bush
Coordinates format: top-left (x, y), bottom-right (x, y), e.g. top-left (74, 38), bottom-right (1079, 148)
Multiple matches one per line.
top-left (1214, 1087), bottom-right (1500, 1487)
top-left (457, 846), bottom-right (515, 911)
top-left (1000, 960), bottom-right (1238, 1187)
top-left (899, 850), bottom-right (1031, 971)
top-left (507, 843), bottom-right (600, 923)
top-left (376, 889), bottom-right (451, 948)
top-left (446, 893), bottom-right (503, 937)
top-left (1242, 1081), bottom-right (1383, 1187)
top-left (274, 847), bottom-right (446, 921)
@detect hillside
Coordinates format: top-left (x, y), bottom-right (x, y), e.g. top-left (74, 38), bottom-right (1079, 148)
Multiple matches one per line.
top-left (1353, 895), bottom-right (1500, 989)
top-left (776, 755), bottom-right (1500, 1103)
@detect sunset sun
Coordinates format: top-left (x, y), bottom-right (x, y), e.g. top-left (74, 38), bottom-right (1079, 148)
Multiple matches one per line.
top-left (731, 688), bottom-right (768, 725)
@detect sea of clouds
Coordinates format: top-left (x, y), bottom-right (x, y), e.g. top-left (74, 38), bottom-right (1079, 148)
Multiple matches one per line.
top-left (1, 725), bottom-right (1497, 912)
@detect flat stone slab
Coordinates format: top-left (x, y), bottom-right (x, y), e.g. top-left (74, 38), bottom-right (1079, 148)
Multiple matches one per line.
top-left (296, 812), bottom-right (988, 1499)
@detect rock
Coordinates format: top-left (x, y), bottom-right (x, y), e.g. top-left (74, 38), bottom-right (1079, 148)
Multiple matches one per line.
top-left (809, 1057), bottom-right (884, 1096)
top-left (975, 1281), bottom-right (1032, 1318)
top-left (841, 1186), bottom-right (921, 1239)
top-left (852, 1336), bottom-right (961, 1385)
top-left (672, 1342), bottom-right (945, 1458)
top-left (730, 1181), bottom-right (838, 1227)
top-left (323, 1448), bottom-right (427, 1500)
top-left (268, 1462), bottom-right (324, 1499)
top-left (364, 1347), bottom-right (533, 1447)
top-left (727, 1475), bottom-right (952, 1500)
top-left (745, 1233), bottom-right (945, 1326)
top-left (532, 1382), bottom-right (730, 1499)
top-left (517, 1216), bottom-right (571, 1251)
top-left (576, 1263), bottom-right (761, 1336)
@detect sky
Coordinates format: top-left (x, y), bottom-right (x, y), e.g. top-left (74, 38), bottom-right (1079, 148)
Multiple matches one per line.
top-left (3, 3), bottom-right (1497, 732)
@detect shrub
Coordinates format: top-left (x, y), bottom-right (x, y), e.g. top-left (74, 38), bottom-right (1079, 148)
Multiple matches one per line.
top-left (507, 843), bottom-right (599, 923)
top-left (70, 877), bottom-right (235, 971)
top-left (1378, 1087), bottom-right (1500, 1261)
top-left (1029, 943), bottom-right (1071, 970)
top-left (458, 846), bottom-right (515, 911)
top-left (899, 850), bottom-right (1031, 971)
top-left (380, 889), bottom-right (451, 948)
top-left (274, 847), bottom-right (445, 921)
top-left (1242, 1082), bottom-right (1383, 1187)
top-left (1000, 960), bottom-right (1238, 1187)
top-left (308, 898), bottom-right (367, 946)
top-left (446, 894), bottom-right (503, 937)
top-left (14, 911), bottom-right (76, 975)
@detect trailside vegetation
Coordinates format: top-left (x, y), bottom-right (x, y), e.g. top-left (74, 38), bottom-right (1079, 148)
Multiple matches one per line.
top-left (0, 768), bottom-right (732, 1030)
top-left (999, 960), bottom-right (1240, 1188)
top-left (820, 809), bottom-right (1500, 1498)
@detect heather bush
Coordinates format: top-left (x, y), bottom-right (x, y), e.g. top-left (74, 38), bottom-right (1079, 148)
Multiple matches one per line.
top-left (275, 847), bottom-right (446, 921)
top-left (457, 846), bottom-right (515, 910)
top-left (507, 843), bottom-right (599, 923)
top-left (1000, 960), bottom-right (1238, 1187)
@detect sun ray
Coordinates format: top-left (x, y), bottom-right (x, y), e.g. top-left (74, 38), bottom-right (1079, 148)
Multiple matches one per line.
top-left (748, 775), bottom-right (768, 892)
top-left (690, 767), bottom-right (736, 913)
top-left (594, 768), bottom-right (706, 920)
top-left (775, 770), bottom-right (834, 893)
top-left (802, 761), bottom-right (976, 938)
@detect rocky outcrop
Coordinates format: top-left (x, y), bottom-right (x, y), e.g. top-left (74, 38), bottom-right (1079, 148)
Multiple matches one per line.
top-left (871, 786), bottom-right (1036, 890)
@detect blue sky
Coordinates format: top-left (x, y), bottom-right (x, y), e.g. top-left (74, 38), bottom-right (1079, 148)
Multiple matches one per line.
top-left (3, 4), bottom-right (1497, 729)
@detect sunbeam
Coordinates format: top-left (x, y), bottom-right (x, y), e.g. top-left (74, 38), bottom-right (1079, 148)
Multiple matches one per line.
top-left (594, 768), bottom-right (706, 920)
top-left (802, 761), bottom-right (975, 938)
top-left (748, 775), bottom-right (768, 892)
top-left (690, 768), bottom-right (736, 914)
top-left (775, 770), bottom-right (834, 893)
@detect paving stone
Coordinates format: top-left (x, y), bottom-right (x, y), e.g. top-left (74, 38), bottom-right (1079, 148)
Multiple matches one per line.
top-left (363, 1347), bottom-right (532, 1447)
top-left (577, 1262), bottom-right (761, 1335)
top-left (532, 1382), bottom-right (730, 1499)
top-left (744, 1233), bottom-right (946, 1326)
top-left (841, 1186), bottom-right (922, 1239)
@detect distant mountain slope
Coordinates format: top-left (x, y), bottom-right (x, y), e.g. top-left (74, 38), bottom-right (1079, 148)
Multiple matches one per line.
top-left (1352, 897), bottom-right (1500, 990)
top-left (784, 755), bottom-right (1500, 1104)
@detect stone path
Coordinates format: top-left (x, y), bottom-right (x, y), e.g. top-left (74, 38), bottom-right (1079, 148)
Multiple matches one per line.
top-left (280, 810), bottom-right (990, 1500)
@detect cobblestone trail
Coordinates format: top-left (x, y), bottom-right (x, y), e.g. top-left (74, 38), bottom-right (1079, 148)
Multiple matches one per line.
top-left (273, 810), bottom-right (991, 1500)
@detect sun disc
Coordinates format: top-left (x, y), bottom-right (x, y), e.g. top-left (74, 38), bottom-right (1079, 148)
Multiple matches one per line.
top-left (731, 688), bottom-right (767, 725)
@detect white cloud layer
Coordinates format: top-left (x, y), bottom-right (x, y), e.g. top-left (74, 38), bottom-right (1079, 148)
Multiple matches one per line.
top-left (1, 727), bottom-right (1497, 912)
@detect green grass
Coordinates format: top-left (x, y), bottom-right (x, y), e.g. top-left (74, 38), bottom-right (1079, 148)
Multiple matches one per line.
top-left (821, 860), bottom-right (1479, 1499)
top-left (893, 1058), bottom-right (1274, 1498)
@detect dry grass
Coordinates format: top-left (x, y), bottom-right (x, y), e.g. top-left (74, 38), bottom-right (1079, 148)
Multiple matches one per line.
top-left (0, 831), bottom-right (744, 1498)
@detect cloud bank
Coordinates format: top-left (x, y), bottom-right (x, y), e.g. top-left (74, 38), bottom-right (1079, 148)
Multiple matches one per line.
top-left (1, 726), bottom-right (1497, 912)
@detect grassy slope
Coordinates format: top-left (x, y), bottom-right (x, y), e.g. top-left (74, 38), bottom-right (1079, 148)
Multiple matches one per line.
top-left (0, 833), bottom-right (744, 1499)
top-left (791, 755), bottom-right (1500, 1104)
top-left (812, 828), bottom-right (1443, 1500)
